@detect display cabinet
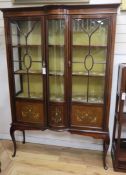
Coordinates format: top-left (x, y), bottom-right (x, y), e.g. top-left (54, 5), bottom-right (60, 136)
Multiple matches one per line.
top-left (112, 64), bottom-right (126, 172)
top-left (1, 4), bottom-right (119, 169)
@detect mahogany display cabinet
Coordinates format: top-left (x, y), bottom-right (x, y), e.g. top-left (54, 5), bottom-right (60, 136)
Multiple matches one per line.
top-left (1, 4), bottom-right (119, 169)
top-left (112, 64), bottom-right (126, 172)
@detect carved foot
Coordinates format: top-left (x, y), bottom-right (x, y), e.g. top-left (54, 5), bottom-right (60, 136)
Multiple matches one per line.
top-left (10, 126), bottom-right (16, 157)
top-left (22, 130), bottom-right (25, 144)
top-left (103, 136), bottom-right (110, 170)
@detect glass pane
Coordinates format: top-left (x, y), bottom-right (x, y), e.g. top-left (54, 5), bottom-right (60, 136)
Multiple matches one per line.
top-left (48, 20), bottom-right (65, 45)
top-left (72, 19), bottom-right (108, 46)
top-left (29, 75), bottom-right (43, 98)
top-left (88, 77), bottom-right (104, 103)
top-left (15, 74), bottom-right (27, 98)
top-left (72, 76), bottom-right (87, 102)
top-left (11, 20), bottom-right (41, 45)
top-left (48, 19), bottom-right (65, 102)
top-left (72, 63), bottom-right (87, 75)
top-left (11, 19), bottom-right (43, 100)
top-left (15, 74), bottom-right (43, 99)
top-left (72, 18), bottom-right (108, 104)
top-left (49, 46), bottom-right (64, 74)
top-left (11, 20), bottom-right (42, 72)
top-left (49, 76), bottom-right (64, 102)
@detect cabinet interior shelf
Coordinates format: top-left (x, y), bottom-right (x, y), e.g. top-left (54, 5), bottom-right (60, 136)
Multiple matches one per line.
top-left (72, 72), bottom-right (105, 77)
top-left (14, 69), bottom-right (42, 74)
top-left (12, 44), bottom-right (41, 48)
top-left (16, 92), bottom-right (43, 100)
top-left (13, 60), bottom-right (42, 63)
top-left (16, 96), bottom-right (43, 100)
top-left (72, 45), bottom-right (107, 48)
top-left (49, 71), bottom-right (64, 76)
top-left (72, 61), bottom-right (106, 64)
top-left (48, 44), bottom-right (64, 47)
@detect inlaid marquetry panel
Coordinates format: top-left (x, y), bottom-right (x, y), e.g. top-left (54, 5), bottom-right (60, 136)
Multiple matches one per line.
top-left (71, 105), bottom-right (103, 128)
top-left (48, 105), bottom-right (66, 128)
top-left (16, 101), bottom-right (44, 124)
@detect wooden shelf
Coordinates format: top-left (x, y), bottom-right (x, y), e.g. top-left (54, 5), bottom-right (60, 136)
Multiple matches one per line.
top-left (16, 92), bottom-right (43, 100)
top-left (50, 96), bottom-right (64, 102)
top-left (14, 69), bottom-right (42, 75)
top-left (72, 72), bottom-right (105, 77)
top-left (72, 61), bottom-right (106, 64)
top-left (49, 71), bottom-right (64, 76)
top-left (13, 60), bottom-right (42, 63)
top-left (48, 44), bottom-right (64, 47)
top-left (12, 44), bottom-right (41, 48)
top-left (72, 45), bottom-right (107, 48)
top-left (72, 96), bottom-right (103, 104)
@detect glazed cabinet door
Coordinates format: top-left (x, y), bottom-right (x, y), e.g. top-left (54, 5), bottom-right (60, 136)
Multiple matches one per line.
top-left (10, 17), bottom-right (46, 127)
top-left (70, 16), bottom-right (109, 130)
top-left (46, 16), bottom-right (68, 129)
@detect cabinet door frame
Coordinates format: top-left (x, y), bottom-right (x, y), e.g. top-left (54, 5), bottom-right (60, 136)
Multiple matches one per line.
top-left (68, 14), bottom-right (116, 131)
top-left (7, 16), bottom-right (47, 127)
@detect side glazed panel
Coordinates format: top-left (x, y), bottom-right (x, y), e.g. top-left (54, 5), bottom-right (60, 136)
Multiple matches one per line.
top-left (10, 19), bottom-right (44, 99)
top-left (47, 17), bottom-right (68, 129)
top-left (16, 101), bottom-right (44, 124)
top-left (71, 105), bottom-right (103, 128)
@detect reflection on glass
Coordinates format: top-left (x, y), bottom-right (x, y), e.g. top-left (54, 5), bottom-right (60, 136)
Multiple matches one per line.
top-left (72, 19), bottom-right (108, 46)
top-left (11, 21), bottom-right (41, 45)
top-left (29, 75), bottom-right (43, 98)
top-left (49, 47), bottom-right (64, 74)
top-left (88, 77), bottom-right (104, 103)
top-left (49, 76), bottom-right (64, 102)
top-left (48, 19), bottom-right (65, 102)
top-left (90, 64), bottom-right (106, 76)
top-left (72, 47), bottom-right (106, 75)
top-left (72, 76), bottom-right (87, 102)
top-left (15, 74), bottom-right (43, 99)
top-left (48, 20), bottom-right (65, 45)
top-left (72, 63), bottom-right (86, 75)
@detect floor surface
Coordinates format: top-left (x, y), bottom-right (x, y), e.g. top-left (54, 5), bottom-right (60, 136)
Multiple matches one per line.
top-left (0, 140), bottom-right (125, 175)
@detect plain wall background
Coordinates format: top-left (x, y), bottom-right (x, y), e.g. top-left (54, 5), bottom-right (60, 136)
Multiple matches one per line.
top-left (0, 0), bottom-right (125, 151)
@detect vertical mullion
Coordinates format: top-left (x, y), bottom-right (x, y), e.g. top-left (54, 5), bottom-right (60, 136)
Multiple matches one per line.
top-left (27, 71), bottom-right (30, 97)
top-left (87, 71), bottom-right (89, 102)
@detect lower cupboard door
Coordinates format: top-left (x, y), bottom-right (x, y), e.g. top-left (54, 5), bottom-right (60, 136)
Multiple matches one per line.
top-left (48, 103), bottom-right (68, 129)
top-left (16, 100), bottom-right (45, 126)
top-left (70, 104), bottom-right (103, 130)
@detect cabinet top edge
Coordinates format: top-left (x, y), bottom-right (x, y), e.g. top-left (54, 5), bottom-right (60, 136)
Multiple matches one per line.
top-left (0, 4), bottom-right (120, 13)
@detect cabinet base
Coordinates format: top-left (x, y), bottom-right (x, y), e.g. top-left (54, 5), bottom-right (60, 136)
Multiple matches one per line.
top-left (10, 124), bottom-right (109, 170)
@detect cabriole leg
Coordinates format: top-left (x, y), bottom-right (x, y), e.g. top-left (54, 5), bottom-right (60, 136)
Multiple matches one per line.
top-left (22, 130), bottom-right (25, 144)
top-left (10, 126), bottom-right (16, 157)
top-left (103, 136), bottom-right (110, 170)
